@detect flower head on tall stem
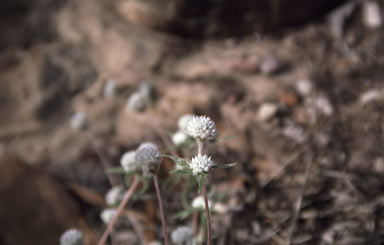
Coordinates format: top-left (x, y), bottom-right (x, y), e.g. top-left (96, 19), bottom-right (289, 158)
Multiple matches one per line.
top-left (135, 142), bottom-right (162, 174)
top-left (186, 116), bottom-right (216, 141)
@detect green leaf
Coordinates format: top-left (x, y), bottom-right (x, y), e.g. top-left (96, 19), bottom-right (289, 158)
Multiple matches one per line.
top-left (198, 175), bottom-right (207, 193)
top-left (170, 168), bottom-right (193, 174)
top-left (211, 163), bottom-right (237, 169)
top-left (163, 155), bottom-right (190, 168)
top-left (173, 209), bottom-right (194, 220)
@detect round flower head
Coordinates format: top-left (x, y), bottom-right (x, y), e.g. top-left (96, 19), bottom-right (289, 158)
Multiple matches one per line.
top-left (192, 196), bottom-right (212, 210)
top-left (135, 142), bottom-right (162, 173)
top-left (60, 228), bottom-right (84, 245)
top-left (178, 114), bottom-right (194, 133)
top-left (186, 115), bottom-right (216, 141)
top-left (172, 131), bottom-right (189, 146)
top-left (100, 208), bottom-right (117, 224)
top-left (126, 92), bottom-right (147, 112)
top-left (120, 150), bottom-right (137, 172)
top-left (105, 186), bottom-right (124, 206)
top-left (171, 226), bottom-right (194, 245)
top-left (189, 154), bottom-right (214, 176)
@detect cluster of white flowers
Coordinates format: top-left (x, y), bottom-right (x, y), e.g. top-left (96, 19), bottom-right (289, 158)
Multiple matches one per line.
top-left (126, 81), bottom-right (154, 112)
top-left (192, 196), bottom-right (212, 210)
top-left (100, 208), bottom-right (117, 224)
top-left (135, 142), bottom-right (162, 173)
top-left (120, 150), bottom-right (137, 172)
top-left (60, 228), bottom-right (83, 245)
top-left (105, 186), bottom-right (124, 206)
top-left (186, 115), bottom-right (216, 141)
top-left (171, 114), bottom-right (194, 146)
top-left (171, 226), bottom-right (195, 245)
top-left (189, 154), bottom-right (214, 176)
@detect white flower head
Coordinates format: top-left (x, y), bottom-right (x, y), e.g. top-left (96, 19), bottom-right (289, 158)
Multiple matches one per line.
top-left (192, 196), bottom-right (212, 210)
top-left (104, 79), bottom-right (117, 98)
top-left (120, 151), bottom-right (137, 172)
top-left (186, 115), bottom-right (216, 141)
top-left (135, 142), bottom-right (162, 173)
top-left (100, 208), bottom-right (116, 224)
top-left (171, 226), bottom-right (194, 245)
top-left (126, 92), bottom-right (147, 112)
top-left (105, 186), bottom-right (124, 206)
top-left (178, 114), bottom-right (194, 133)
top-left (60, 228), bottom-right (84, 245)
top-left (172, 131), bottom-right (189, 146)
top-left (70, 112), bottom-right (87, 131)
top-left (189, 154), bottom-right (214, 176)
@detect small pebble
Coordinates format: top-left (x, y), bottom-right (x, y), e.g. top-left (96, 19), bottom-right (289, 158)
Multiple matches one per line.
top-left (296, 79), bottom-right (313, 96)
top-left (315, 96), bottom-right (334, 116)
top-left (359, 89), bottom-right (382, 104)
top-left (257, 103), bottom-right (278, 122)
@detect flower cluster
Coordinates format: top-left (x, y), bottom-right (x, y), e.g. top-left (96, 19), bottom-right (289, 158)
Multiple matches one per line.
top-left (186, 115), bottom-right (216, 141)
top-left (171, 226), bottom-right (194, 245)
top-left (135, 142), bottom-right (162, 173)
top-left (190, 154), bottom-right (214, 176)
top-left (60, 229), bottom-right (84, 245)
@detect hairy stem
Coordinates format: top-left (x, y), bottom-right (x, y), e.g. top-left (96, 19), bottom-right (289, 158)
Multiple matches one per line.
top-left (202, 185), bottom-right (212, 245)
top-left (197, 139), bottom-right (204, 155)
top-left (98, 177), bottom-right (140, 245)
top-left (153, 175), bottom-right (169, 245)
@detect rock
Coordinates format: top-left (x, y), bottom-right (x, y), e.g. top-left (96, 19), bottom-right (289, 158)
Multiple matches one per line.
top-left (0, 155), bottom-right (87, 245)
top-left (363, 1), bottom-right (382, 29)
top-left (257, 103), bottom-right (278, 122)
top-left (296, 79), bottom-right (313, 96)
top-left (359, 89), bottom-right (382, 104)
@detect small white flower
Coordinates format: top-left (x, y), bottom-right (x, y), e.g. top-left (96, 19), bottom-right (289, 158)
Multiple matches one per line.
top-left (172, 131), bottom-right (189, 145)
top-left (120, 151), bottom-right (137, 172)
top-left (100, 208), bottom-right (116, 224)
top-left (126, 92), bottom-right (147, 112)
top-left (105, 186), bottom-right (124, 206)
top-left (190, 154), bottom-right (214, 176)
top-left (104, 79), bottom-right (117, 98)
top-left (186, 115), bottom-right (216, 141)
top-left (60, 228), bottom-right (83, 245)
top-left (171, 226), bottom-right (194, 245)
top-left (192, 196), bottom-right (212, 210)
top-left (135, 142), bottom-right (162, 172)
top-left (178, 114), bottom-right (194, 133)
top-left (70, 112), bottom-right (87, 131)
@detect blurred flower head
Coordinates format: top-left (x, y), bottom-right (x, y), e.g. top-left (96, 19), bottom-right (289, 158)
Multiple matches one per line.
top-left (60, 228), bottom-right (83, 245)
top-left (135, 142), bottom-right (162, 173)
top-left (120, 150), bottom-right (137, 172)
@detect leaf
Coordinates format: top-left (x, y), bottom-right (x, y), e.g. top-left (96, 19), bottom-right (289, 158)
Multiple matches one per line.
top-left (173, 209), bottom-right (194, 220)
top-left (170, 168), bottom-right (193, 174)
top-left (163, 155), bottom-right (190, 168)
top-left (211, 163), bottom-right (237, 169)
top-left (137, 175), bottom-right (150, 195)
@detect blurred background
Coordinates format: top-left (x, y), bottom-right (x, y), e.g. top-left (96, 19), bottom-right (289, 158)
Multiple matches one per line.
top-left (0, 0), bottom-right (384, 244)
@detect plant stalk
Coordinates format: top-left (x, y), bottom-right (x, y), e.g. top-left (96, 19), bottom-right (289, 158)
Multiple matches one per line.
top-left (98, 177), bottom-right (140, 245)
top-left (153, 174), bottom-right (169, 245)
top-left (202, 184), bottom-right (212, 245)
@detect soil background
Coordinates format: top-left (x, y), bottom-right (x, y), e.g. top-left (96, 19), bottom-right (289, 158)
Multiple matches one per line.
top-left (0, 0), bottom-right (383, 244)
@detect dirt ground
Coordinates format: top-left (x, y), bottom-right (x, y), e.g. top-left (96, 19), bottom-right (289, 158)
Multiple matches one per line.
top-left (0, 0), bottom-right (383, 244)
